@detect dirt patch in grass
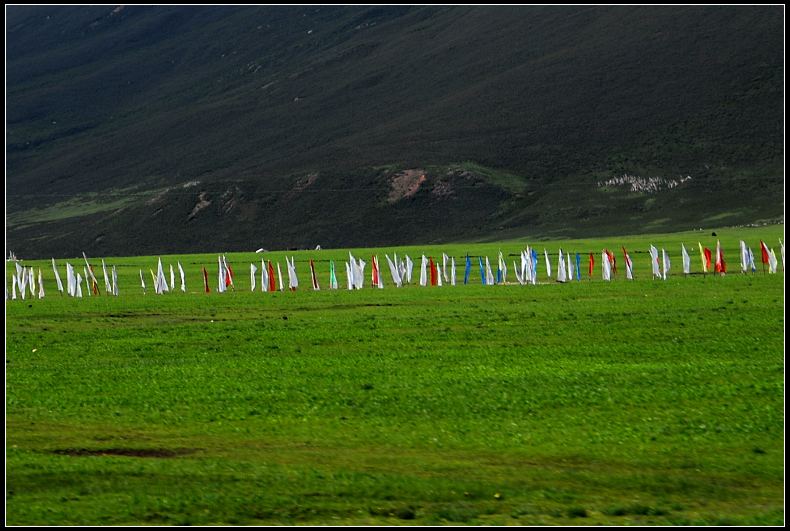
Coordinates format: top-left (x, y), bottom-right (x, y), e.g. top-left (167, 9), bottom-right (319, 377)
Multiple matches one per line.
top-left (51, 447), bottom-right (198, 458)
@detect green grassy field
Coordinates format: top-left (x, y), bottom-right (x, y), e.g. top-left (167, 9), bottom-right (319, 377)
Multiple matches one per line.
top-left (5, 225), bottom-right (785, 525)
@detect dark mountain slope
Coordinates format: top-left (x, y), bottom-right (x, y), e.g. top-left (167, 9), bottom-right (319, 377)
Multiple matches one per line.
top-left (6, 5), bottom-right (783, 257)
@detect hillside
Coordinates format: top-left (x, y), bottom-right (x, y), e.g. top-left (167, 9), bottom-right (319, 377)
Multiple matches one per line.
top-left (6, 5), bottom-right (784, 258)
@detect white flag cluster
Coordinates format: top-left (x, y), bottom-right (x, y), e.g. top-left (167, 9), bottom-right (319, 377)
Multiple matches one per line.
top-left (9, 239), bottom-right (784, 302)
top-left (10, 262), bottom-right (47, 300)
top-left (385, 254), bottom-right (402, 287)
top-left (512, 247), bottom-right (538, 285)
top-left (346, 252), bottom-right (366, 290)
top-left (29, 255), bottom-right (122, 300)
top-left (135, 258), bottom-right (187, 295)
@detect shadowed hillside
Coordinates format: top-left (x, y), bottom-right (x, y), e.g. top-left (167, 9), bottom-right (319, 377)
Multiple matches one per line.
top-left (6, 5), bottom-right (784, 258)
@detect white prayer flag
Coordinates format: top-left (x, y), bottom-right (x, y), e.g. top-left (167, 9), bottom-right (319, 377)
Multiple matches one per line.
top-left (544, 249), bottom-right (551, 278)
top-left (557, 249), bottom-right (567, 282)
top-left (217, 256), bottom-right (226, 293)
top-left (84, 267), bottom-right (91, 296)
top-left (513, 260), bottom-right (523, 285)
top-left (374, 256), bottom-right (384, 289)
top-left (287, 257), bottom-right (298, 290)
top-left (649, 245), bottom-right (661, 279)
top-left (29, 267), bottom-right (36, 298)
top-left (38, 269), bottom-right (45, 299)
top-left (52, 259), bottom-right (64, 294)
top-left (66, 263), bottom-right (75, 296)
top-left (348, 252), bottom-right (358, 289)
top-left (567, 252), bottom-right (573, 282)
top-left (681, 244), bottom-right (691, 275)
top-left (385, 254), bottom-right (402, 287)
top-left (623, 249), bottom-right (633, 280)
top-left (156, 258), bottom-right (169, 294)
top-left (178, 262), bottom-right (186, 292)
top-left (15, 263), bottom-right (26, 299)
top-left (661, 249), bottom-right (670, 280)
top-left (485, 256), bottom-right (494, 285)
top-left (739, 240), bottom-right (749, 273)
top-left (102, 259), bottom-right (111, 294)
top-left (356, 259), bottom-right (366, 289)
top-left (601, 251), bottom-right (611, 281)
top-left (498, 251), bottom-right (507, 284)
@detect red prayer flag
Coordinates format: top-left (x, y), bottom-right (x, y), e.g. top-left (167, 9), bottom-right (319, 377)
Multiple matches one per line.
top-left (703, 248), bottom-right (712, 271)
top-left (760, 240), bottom-right (770, 264)
top-left (429, 257), bottom-right (437, 286)
top-left (588, 253), bottom-right (594, 278)
top-left (202, 267), bottom-right (210, 293)
top-left (89, 265), bottom-right (100, 295)
top-left (225, 263), bottom-right (233, 287)
top-left (310, 259), bottom-right (319, 290)
top-left (371, 256), bottom-right (379, 287)
top-left (716, 249), bottom-right (726, 273)
top-left (268, 261), bottom-right (276, 292)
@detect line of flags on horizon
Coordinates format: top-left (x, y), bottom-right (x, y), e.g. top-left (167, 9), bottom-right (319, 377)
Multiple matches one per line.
top-left (6, 239), bottom-right (785, 300)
